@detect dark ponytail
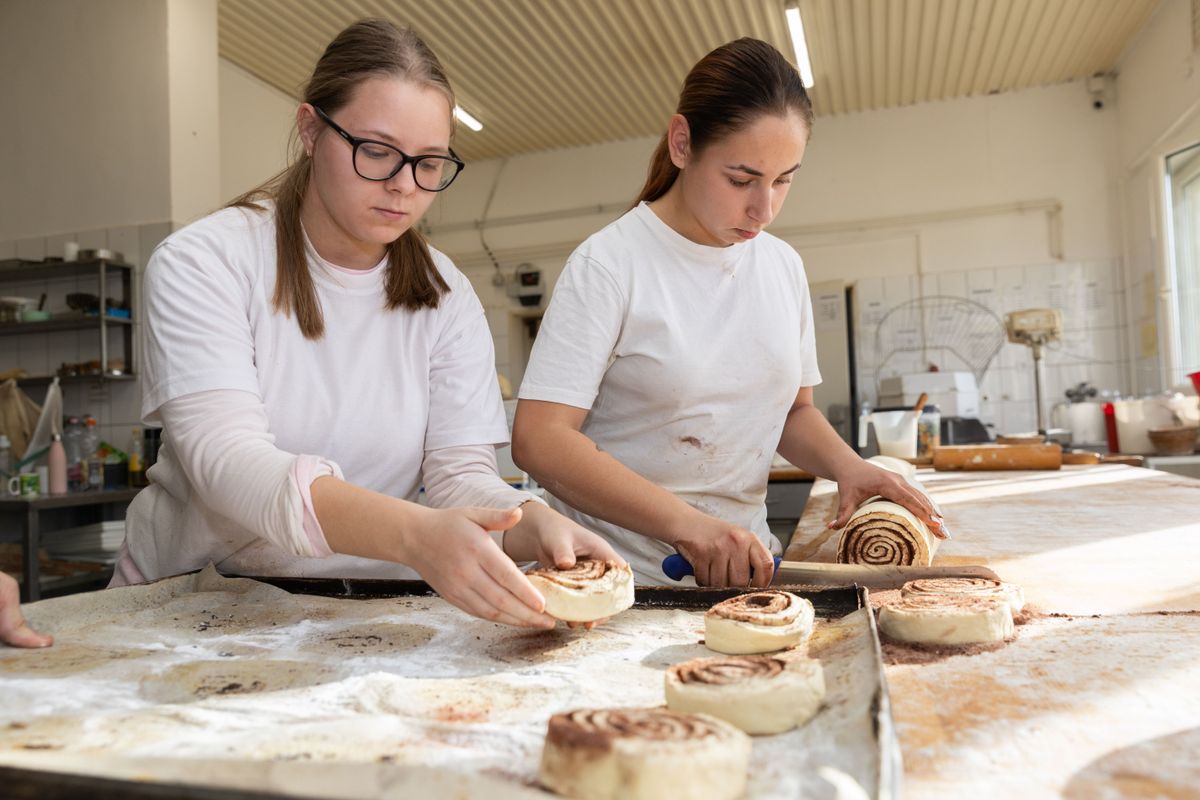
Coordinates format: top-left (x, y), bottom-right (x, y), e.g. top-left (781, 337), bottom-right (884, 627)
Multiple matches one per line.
top-left (636, 38), bottom-right (814, 205)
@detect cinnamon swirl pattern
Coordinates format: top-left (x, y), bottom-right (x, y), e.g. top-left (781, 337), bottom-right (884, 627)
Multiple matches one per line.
top-left (665, 655), bottom-right (826, 735)
top-left (539, 707), bottom-right (750, 800)
top-left (527, 560), bottom-right (634, 623)
top-left (836, 456), bottom-right (940, 566)
top-left (901, 577), bottom-right (1025, 614)
top-left (878, 593), bottom-right (1014, 645)
top-left (703, 591), bottom-right (815, 654)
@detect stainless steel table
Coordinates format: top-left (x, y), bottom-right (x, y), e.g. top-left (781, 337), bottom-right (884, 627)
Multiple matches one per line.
top-left (0, 488), bottom-right (140, 601)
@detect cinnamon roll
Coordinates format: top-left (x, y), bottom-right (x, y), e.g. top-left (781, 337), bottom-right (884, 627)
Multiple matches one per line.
top-left (901, 576), bottom-right (1025, 614)
top-left (836, 456), bottom-right (939, 566)
top-left (665, 654), bottom-right (825, 735)
top-left (877, 593), bottom-right (1014, 645)
top-left (527, 560), bottom-right (634, 623)
top-left (703, 590), bottom-right (814, 654)
top-left (539, 707), bottom-right (750, 800)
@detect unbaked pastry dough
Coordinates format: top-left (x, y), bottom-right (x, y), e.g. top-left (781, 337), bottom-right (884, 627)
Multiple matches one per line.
top-left (526, 560), bottom-right (634, 623)
top-left (704, 591), bottom-right (814, 654)
top-left (901, 576), bottom-right (1025, 614)
top-left (877, 593), bottom-right (1014, 645)
top-left (664, 654), bottom-right (825, 735)
top-left (837, 455), bottom-right (940, 567)
top-left (539, 707), bottom-right (750, 800)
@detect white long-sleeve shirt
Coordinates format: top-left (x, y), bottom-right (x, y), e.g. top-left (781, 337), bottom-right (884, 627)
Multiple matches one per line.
top-left (114, 202), bottom-right (534, 584)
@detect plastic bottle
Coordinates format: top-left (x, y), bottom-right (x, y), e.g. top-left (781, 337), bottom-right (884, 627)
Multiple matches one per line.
top-left (47, 433), bottom-right (67, 495)
top-left (82, 415), bottom-right (102, 490)
top-left (0, 434), bottom-right (10, 478)
top-left (128, 427), bottom-right (145, 487)
top-left (63, 417), bottom-right (83, 491)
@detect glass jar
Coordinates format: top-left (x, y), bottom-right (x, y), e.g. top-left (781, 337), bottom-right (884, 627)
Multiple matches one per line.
top-left (917, 404), bottom-right (941, 458)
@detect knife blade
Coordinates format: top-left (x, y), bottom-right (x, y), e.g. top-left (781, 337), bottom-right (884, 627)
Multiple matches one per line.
top-left (661, 554), bottom-right (1000, 589)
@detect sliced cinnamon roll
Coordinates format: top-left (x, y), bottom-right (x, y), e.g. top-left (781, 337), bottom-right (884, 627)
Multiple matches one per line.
top-left (526, 560), bottom-right (634, 623)
top-left (665, 654), bottom-right (825, 735)
top-left (703, 590), bottom-right (814, 655)
top-left (539, 707), bottom-right (750, 800)
top-left (836, 502), bottom-right (938, 566)
top-left (878, 593), bottom-right (1014, 645)
top-left (901, 576), bottom-right (1025, 614)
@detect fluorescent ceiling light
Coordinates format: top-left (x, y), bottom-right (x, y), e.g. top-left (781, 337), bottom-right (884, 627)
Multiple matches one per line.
top-left (785, 5), bottom-right (815, 89)
top-left (454, 106), bottom-right (483, 132)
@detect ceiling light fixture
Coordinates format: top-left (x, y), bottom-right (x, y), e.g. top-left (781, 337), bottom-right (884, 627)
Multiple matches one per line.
top-left (785, 3), bottom-right (815, 89)
top-left (454, 106), bottom-right (483, 132)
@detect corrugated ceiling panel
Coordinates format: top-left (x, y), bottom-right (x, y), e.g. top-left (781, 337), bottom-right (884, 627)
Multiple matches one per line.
top-left (219, 0), bottom-right (1162, 162)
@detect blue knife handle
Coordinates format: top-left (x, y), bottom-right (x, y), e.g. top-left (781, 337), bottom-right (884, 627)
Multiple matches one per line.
top-left (661, 554), bottom-right (782, 581)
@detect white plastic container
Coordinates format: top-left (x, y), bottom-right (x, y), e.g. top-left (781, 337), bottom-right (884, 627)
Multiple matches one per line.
top-left (860, 410), bottom-right (919, 459)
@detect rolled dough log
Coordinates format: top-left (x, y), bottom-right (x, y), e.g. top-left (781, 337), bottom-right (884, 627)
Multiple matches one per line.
top-left (878, 593), bottom-right (1014, 645)
top-left (538, 707), bottom-right (750, 800)
top-left (664, 654), bottom-right (825, 735)
top-left (836, 455), bottom-right (939, 567)
top-left (704, 591), bottom-right (814, 655)
top-left (526, 560), bottom-right (634, 623)
top-left (901, 576), bottom-right (1025, 614)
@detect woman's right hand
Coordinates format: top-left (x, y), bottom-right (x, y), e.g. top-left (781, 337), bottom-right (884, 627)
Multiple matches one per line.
top-left (404, 506), bottom-right (558, 630)
top-left (667, 511), bottom-right (775, 589)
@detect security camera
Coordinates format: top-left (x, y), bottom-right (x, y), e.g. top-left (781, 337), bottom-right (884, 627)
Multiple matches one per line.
top-left (507, 263), bottom-right (543, 307)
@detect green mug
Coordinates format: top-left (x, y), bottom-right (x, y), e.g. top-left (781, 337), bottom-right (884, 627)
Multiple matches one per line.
top-left (7, 472), bottom-right (40, 497)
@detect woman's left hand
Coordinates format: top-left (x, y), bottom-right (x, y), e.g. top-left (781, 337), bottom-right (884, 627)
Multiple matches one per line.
top-left (503, 502), bottom-right (627, 630)
top-left (827, 461), bottom-right (949, 539)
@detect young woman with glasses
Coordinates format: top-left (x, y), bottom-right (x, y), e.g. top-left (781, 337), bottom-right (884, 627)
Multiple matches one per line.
top-left (512, 38), bottom-right (945, 587)
top-left (113, 19), bottom-right (620, 629)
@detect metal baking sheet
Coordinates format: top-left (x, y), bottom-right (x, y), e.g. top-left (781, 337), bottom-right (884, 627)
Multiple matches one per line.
top-left (0, 568), bottom-right (901, 799)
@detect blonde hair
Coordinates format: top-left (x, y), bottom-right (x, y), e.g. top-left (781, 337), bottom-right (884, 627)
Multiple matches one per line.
top-left (230, 19), bottom-right (454, 340)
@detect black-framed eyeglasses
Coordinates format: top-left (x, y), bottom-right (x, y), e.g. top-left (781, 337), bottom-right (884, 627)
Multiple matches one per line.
top-left (314, 106), bottom-right (465, 192)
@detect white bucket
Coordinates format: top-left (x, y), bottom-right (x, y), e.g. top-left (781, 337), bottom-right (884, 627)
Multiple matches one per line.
top-left (860, 410), bottom-right (919, 459)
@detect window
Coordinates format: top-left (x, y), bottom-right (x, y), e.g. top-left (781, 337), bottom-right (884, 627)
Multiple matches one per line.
top-left (1165, 142), bottom-right (1200, 378)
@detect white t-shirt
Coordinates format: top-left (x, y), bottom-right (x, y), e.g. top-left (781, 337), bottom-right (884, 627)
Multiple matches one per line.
top-left (519, 202), bottom-right (822, 585)
top-left (126, 202), bottom-right (510, 580)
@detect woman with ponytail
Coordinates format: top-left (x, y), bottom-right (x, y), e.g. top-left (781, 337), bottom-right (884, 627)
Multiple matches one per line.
top-left (114, 19), bottom-right (620, 629)
top-left (513, 38), bottom-right (945, 587)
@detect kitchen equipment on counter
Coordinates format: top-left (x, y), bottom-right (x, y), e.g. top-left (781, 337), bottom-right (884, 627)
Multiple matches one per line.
top-left (76, 248), bottom-right (124, 262)
top-left (858, 408), bottom-right (919, 458)
top-left (1190, 370), bottom-right (1200, 395)
top-left (1051, 400), bottom-right (1107, 445)
top-left (941, 415), bottom-right (992, 444)
top-left (1005, 308), bottom-right (1063, 436)
top-left (1147, 426), bottom-right (1199, 456)
top-left (878, 371), bottom-right (981, 418)
top-left (1114, 395), bottom-right (1188, 454)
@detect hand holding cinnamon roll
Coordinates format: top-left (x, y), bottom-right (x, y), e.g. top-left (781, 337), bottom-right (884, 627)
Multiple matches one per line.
top-left (526, 560), bottom-right (634, 623)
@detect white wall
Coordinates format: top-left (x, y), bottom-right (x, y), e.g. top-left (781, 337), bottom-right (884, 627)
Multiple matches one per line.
top-left (0, 0), bottom-right (219, 452)
top-left (1114, 0), bottom-right (1200, 393)
top-left (426, 78), bottom-right (1127, 435)
top-left (167, 0), bottom-right (221, 227)
top-left (219, 58), bottom-right (296, 203)
top-left (0, 0), bottom-right (172, 242)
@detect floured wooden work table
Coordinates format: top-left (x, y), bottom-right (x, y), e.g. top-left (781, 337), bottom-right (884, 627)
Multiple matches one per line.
top-left (786, 464), bottom-right (1200, 798)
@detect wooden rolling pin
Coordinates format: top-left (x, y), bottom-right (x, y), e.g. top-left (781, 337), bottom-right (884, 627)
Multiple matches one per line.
top-left (933, 443), bottom-right (1063, 471)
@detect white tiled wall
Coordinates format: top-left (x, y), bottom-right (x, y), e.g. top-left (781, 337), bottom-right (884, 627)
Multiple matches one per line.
top-left (0, 221), bottom-right (173, 454)
top-left (854, 259), bottom-right (1127, 435)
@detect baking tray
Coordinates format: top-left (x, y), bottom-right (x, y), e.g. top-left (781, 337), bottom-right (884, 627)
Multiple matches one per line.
top-left (0, 570), bottom-right (901, 799)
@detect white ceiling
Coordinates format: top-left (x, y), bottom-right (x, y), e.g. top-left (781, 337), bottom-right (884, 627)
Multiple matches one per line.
top-left (219, 0), bottom-right (1162, 162)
